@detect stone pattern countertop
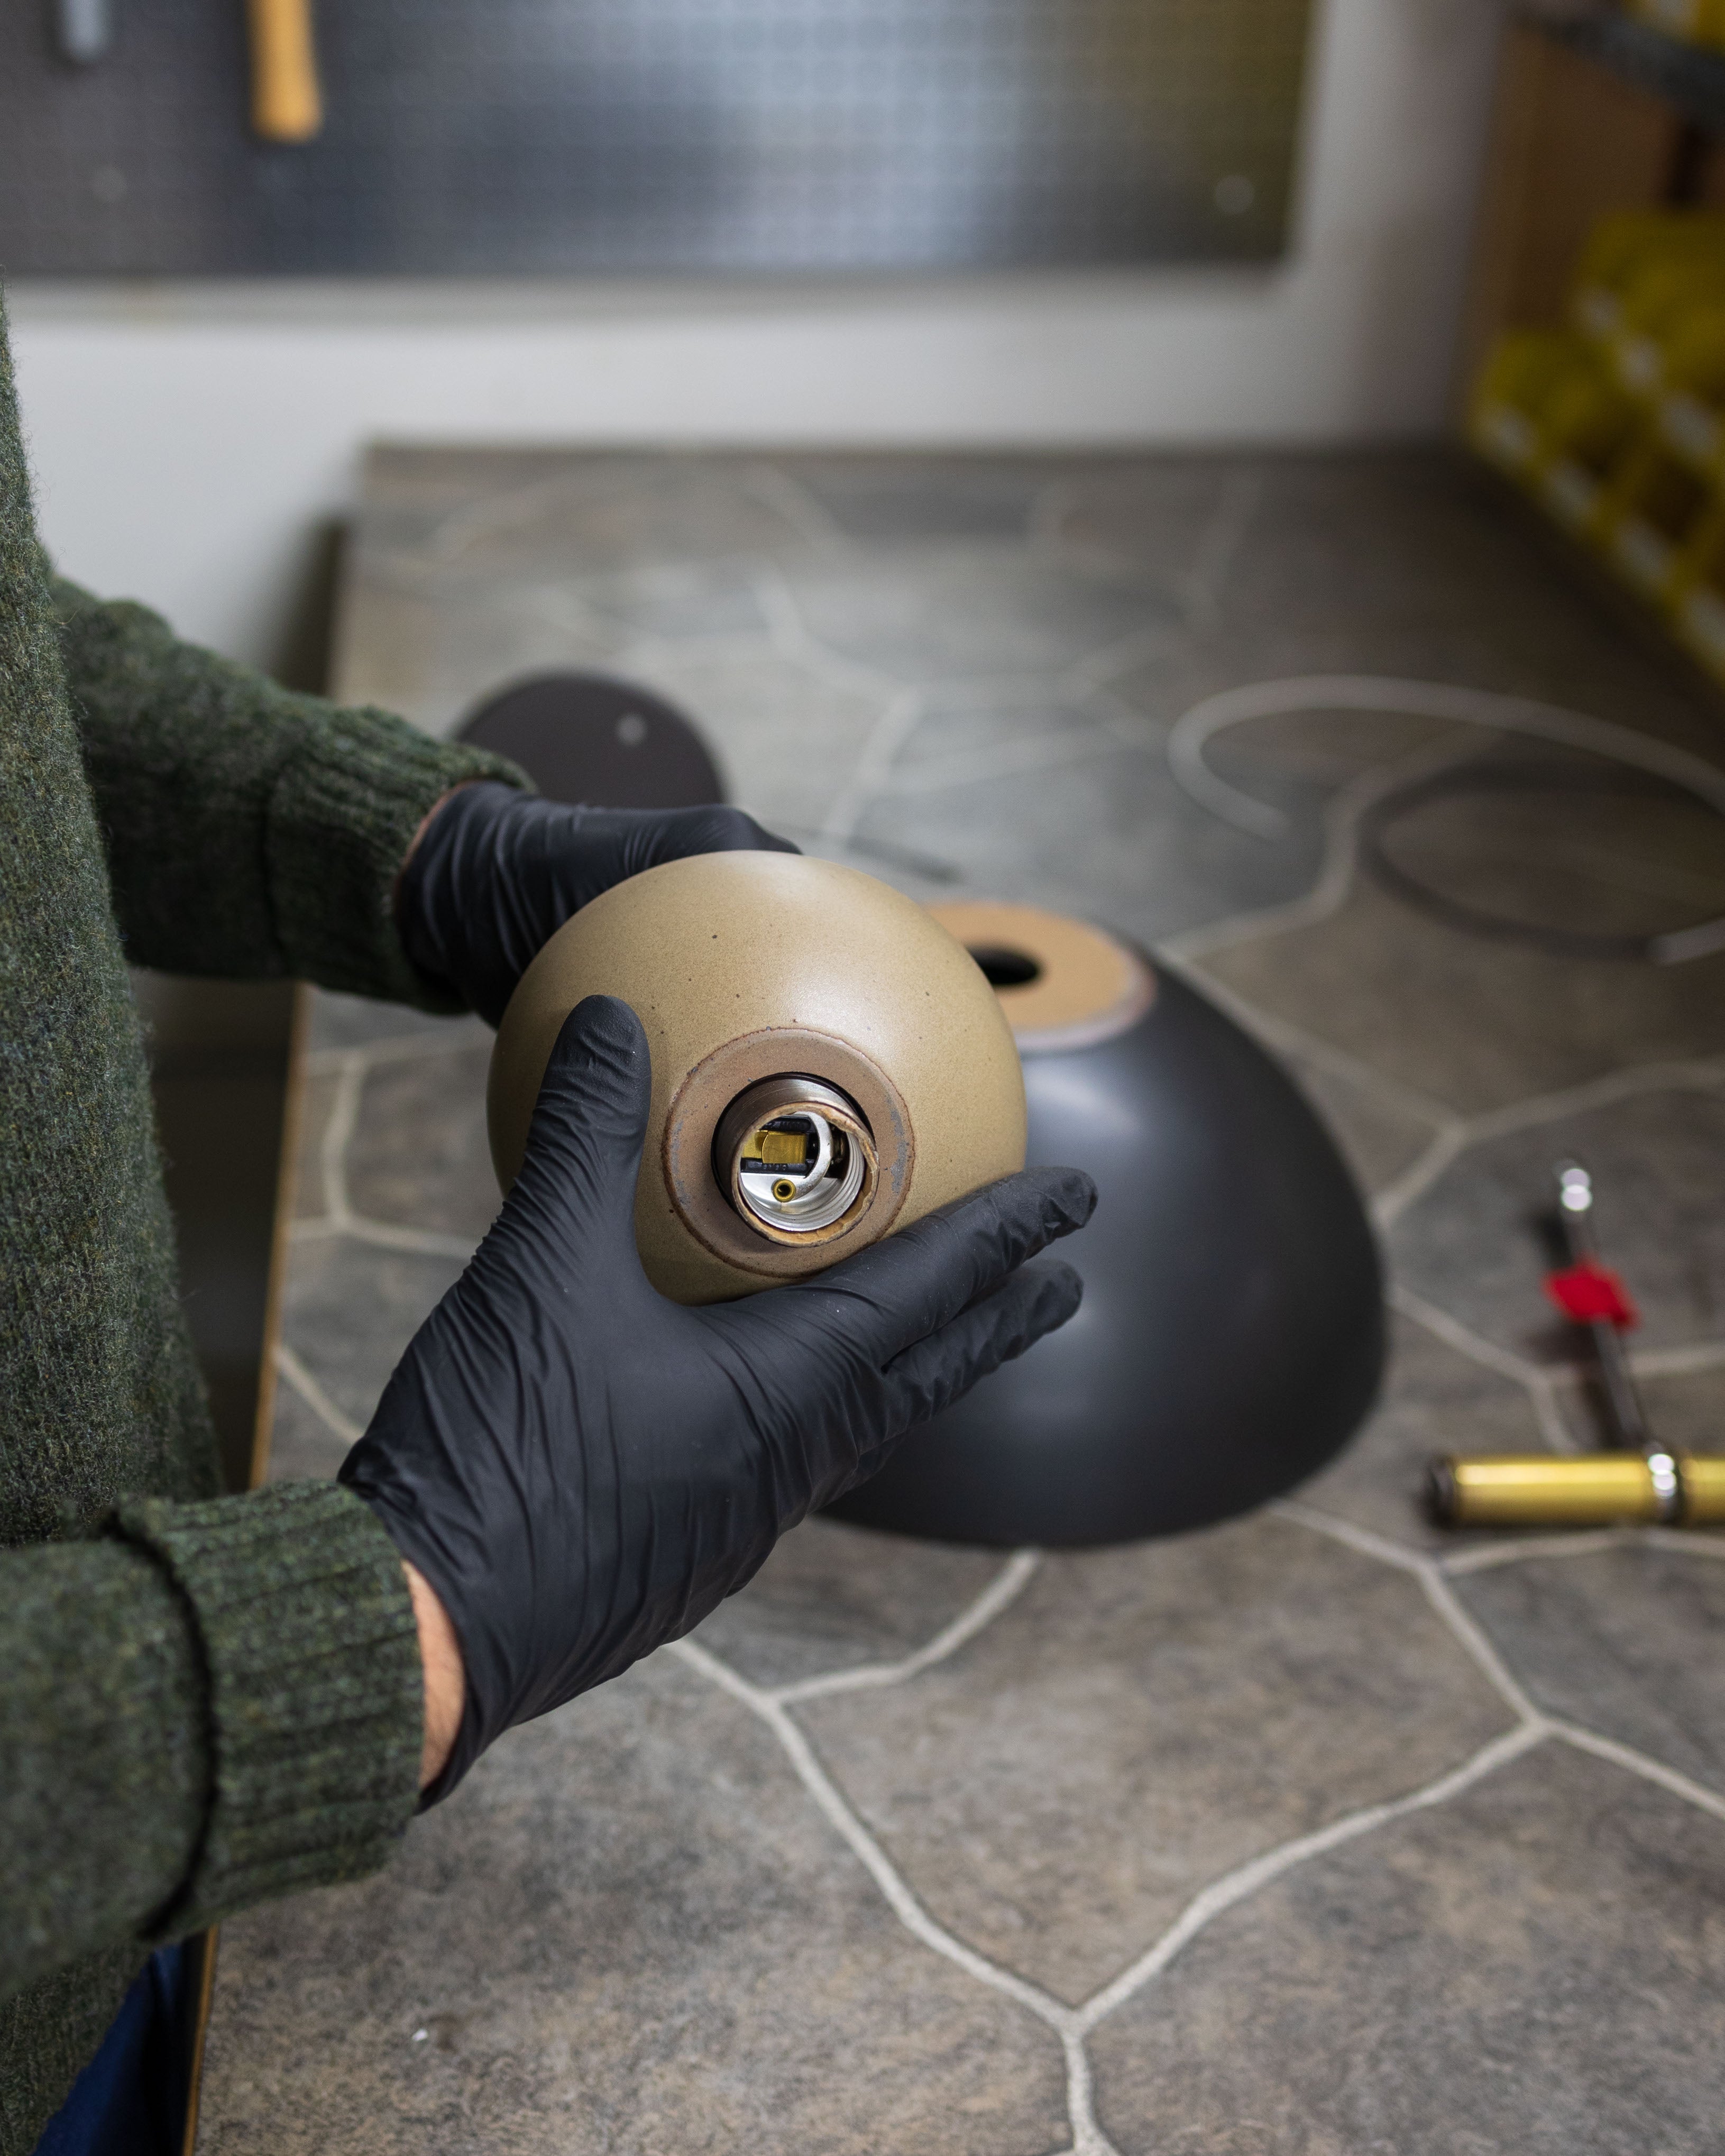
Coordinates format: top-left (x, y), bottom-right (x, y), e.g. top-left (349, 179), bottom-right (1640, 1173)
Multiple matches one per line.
top-left (199, 452), bottom-right (1725, 2155)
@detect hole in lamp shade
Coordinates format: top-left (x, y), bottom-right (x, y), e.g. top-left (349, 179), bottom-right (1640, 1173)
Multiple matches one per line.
top-left (968, 944), bottom-right (1042, 989)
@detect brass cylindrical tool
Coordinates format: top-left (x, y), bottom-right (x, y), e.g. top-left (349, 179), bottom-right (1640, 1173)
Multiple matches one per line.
top-left (1428, 1161), bottom-right (1723, 1532)
top-left (1428, 1453), bottom-right (1725, 1529)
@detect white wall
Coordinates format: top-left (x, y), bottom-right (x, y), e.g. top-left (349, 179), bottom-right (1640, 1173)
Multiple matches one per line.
top-left (7, 0), bottom-right (1506, 672)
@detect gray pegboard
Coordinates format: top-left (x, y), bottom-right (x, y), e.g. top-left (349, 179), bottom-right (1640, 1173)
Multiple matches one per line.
top-left (1, 0), bottom-right (1313, 276)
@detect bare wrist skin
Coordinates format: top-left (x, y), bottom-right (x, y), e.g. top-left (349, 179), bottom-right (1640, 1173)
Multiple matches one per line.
top-left (405, 1562), bottom-right (466, 1790)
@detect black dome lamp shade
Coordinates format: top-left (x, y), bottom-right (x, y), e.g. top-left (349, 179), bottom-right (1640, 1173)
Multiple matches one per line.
top-left (825, 902), bottom-right (1385, 1548)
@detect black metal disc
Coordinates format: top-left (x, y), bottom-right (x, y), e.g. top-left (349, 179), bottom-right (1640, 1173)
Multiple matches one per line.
top-left (457, 671), bottom-right (726, 809)
top-left (825, 966), bottom-right (1384, 1547)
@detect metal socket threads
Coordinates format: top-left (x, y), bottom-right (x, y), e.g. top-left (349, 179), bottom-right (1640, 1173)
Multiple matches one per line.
top-left (713, 1077), bottom-right (878, 1246)
top-left (1428, 1453), bottom-right (1725, 1529)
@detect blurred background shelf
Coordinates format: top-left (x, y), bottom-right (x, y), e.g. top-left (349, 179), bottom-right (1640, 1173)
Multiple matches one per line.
top-left (1534, 10), bottom-right (1725, 135)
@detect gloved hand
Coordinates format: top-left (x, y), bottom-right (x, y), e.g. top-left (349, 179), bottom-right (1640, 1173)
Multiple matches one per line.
top-left (397, 779), bottom-right (798, 1025)
top-left (340, 995), bottom-right (1095, 1800)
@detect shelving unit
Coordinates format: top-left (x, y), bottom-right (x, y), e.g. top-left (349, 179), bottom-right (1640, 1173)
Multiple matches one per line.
top-left (1460, 8), bottom-right (1725, 689)
top-left (1542, 12), bottom-right (1725, 134)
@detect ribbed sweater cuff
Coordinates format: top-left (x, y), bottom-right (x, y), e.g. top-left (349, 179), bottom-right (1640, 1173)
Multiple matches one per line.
top-left (109, 1483), bottom-right (424, 1935)
top-left (268, 708), bottom-right (526, 1008)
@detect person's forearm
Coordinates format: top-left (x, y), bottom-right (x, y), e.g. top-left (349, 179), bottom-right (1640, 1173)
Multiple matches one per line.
top-left (405, 1564), bottom-right (466, 1790)
top-left (51, 576), bottom-right (525, 996)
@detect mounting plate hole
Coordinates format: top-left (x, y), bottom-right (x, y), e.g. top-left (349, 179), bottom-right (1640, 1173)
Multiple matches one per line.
top-left (968, 944), bottom-right (1043, 989)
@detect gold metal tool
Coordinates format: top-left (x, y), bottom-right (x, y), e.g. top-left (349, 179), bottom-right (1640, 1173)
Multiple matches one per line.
top-left (1429, 1161), bottom-right (1721, 1531)
top-left (1429, 1452), bottom-right (1725, 1529)
top-left (248, 0), bottom-right (323, 143)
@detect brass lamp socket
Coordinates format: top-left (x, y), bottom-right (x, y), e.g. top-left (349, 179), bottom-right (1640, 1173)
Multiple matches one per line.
top-left (1428, 1452), bottom-right (1725, 1529)
top-left (712, 1076), bottom-right (879, 1248)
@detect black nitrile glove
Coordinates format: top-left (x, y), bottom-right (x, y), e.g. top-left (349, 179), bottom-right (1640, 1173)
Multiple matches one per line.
top-left (398, 779), bottom-right (799, 1025)
top-left (340, 995), bottom-right (1095, 1800)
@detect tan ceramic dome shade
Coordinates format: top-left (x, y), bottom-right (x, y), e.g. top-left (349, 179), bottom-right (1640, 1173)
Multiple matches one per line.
top-left (488, 853), bottom-right (1027, 1305)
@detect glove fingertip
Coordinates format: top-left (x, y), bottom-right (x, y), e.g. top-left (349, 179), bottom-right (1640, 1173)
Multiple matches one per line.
top-left (520, 993), bottom-right (654, 1191)
top-left (1031, 1255), bottom-right (1085, 1329)
top-left (544, 992), bottom-right (647, 1074)
top-left (1026, 1164), bottom-right (1098, 1232)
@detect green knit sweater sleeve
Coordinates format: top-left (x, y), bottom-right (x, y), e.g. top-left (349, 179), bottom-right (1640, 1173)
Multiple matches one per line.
top-left (51, 575), bottom-right (527, 1004)
top-left (0, 1482), bottom-right (423, 2007)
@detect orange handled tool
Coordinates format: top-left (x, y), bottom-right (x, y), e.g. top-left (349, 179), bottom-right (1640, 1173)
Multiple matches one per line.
top-left (248, 0), bottom-right (323, 143)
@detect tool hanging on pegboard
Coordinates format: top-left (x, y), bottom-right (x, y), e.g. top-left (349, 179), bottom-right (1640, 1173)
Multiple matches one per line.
top-left (54, 0), bottom-right (112, 65)
top-left (1429, 1161), bottom-right (1725, 1529)
top-left (248, 0), bottom-right (322, 143)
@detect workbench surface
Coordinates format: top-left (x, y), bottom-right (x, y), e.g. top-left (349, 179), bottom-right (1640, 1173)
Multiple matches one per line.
top-left (198, 449), bottom-right (1725, 2155)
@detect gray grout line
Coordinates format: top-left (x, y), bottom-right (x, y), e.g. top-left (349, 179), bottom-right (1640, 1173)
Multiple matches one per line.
top-left (879, 728), bottom-right (1117, 796)
top-left (820, 687), bottom-right (928, 847)
top-left (674, 1559), bottom-right (1129, 2155)
top-left (673, 1491), bottom-right (1714, 2155)
top-left (320, 1053), bottom-right (364, 1226)
top-left (1441, 1522), bottom-right (1725, 1570)
top-left (1646, 1525), bottom-right (1725, 1557)
top-left (323, 1217), bottom-right (480, 1262)
top-left (1058, 621), bottom-right (1181, 695)
top-left (1274, 1494), bottom-right (1725, 1831)
top-left (1158, 732), bottom-right (1486, 966)
top-left (1269, 1499), bottom-right (1428, 1575)
top-left (1416, 1569), bottom-right (1545, 1724)
top-left (1371, 1125), bottom-right (1470, 1230)
top-left (1552, 1721), bottom-right (1725, 1825)
top-left (666, 1634), bottom-right (1113, 2154)
top-left (295, 1036), bottom-right (490, 1262)
top-left (773, 1551), bottom-right (1042, 1704)
top-left (1622, 1337), bottom-right (1725, 1379)
top-left (1071, 1723), bottom-right (1548, 2037)
top-left (743, 463), bottom-right (850, 549)
top-left (1178, 471), bottom-right (1263, 637)
top-left (1057, 2025), bottom-right (1121, 2156)
top-left (304, 1027), bottom-right (489, 1078)
top-left (1081, 683), bottom-right (1167, 754)
top-left (1158, 952), bottom-right (1458, 1135)
top-left (1375, 1051), bottom-right (1725, 1226)
top-left (1386, 1284), bottom-right (1579, 1453)
top-left (1029, 479), bottom-right (1154, 604)
top-left (288, 1213), bottom-right (480, 1262)
top-left (1439, 1528), bottom-right (1631, 1576)
top-left (751, 560), bottom-right (912, 703)
top-left (274, 1341), bottom-right (364, 1448)
top-left (1458, 1056), bottom-right (1725, 1143)
top-left (1273, 1503), bottom-right (1543, 1725)
top-left (411, 467), bottom-right (608, 568)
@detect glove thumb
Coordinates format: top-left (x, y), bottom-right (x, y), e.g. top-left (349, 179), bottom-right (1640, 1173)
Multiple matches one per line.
top-left (506, 995), bottom-right (653, 1267)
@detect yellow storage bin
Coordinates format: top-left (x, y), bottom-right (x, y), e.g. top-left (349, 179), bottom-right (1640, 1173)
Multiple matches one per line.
top-left (1467, 329), bottom-right (1584, 474)
top-left (1472, 201), bottom-right (1725, 689)
top-left (1610, 258), bottom-right (1725, 393)
top-left (1532, 360), bottom-right (1645, 536)
top-left (1650, 305), bottom-right (1725, 473)
top-left (1573, 210), bottom-right (1725, 342)
top-left (1596, 437), bottom-right (1713, 601)
top-left (1670, 504), bottom-right (1725, 681)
